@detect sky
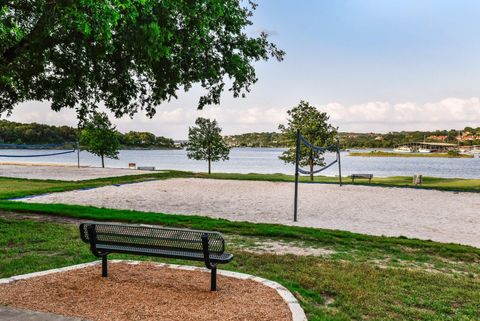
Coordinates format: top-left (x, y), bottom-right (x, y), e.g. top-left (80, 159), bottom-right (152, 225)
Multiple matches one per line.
top-left (7, 0), bottom-right (480, 139)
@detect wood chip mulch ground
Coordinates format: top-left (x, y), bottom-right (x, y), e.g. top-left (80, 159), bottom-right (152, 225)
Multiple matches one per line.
top-left (0, 262), bottom-right (292, 321)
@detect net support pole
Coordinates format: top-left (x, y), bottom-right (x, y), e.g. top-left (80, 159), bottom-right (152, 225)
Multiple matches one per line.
top-left (294, 129), bottom-right (300, 222)
top-left (337, 139), bottom-right (342, 186)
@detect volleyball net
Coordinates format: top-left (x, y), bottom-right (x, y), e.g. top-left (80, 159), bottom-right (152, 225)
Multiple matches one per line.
top-left (0, 142), bottom-right (77, 158)
top-left (293, 130), bottom-right (342, 221)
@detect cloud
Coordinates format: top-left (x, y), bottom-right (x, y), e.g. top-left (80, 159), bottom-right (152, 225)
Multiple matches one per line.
top-left (321, 97), bottom-right (480, 132)
top-left (5, 102), bottom-right (288, 139)
top-left (4, 97), bottom-right (479, 138)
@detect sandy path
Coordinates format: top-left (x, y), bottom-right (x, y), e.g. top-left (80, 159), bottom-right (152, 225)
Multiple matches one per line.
top-left (0, 164), bottom-right (154, 180)
top-left (20, 178), bottom-right (480, 247)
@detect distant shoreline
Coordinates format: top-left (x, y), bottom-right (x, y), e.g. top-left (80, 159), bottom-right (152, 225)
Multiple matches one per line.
top-left (0, 146), bottom-right (181, 151)
top-left (349, 151), bottom-right (474, 158)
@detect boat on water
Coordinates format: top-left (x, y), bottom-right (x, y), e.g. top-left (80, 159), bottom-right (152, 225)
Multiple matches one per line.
top-left (418, 148), bottom-right (432, 153)
top-left (393, 146), bottom-right (413, 153)
top-left (459, 147), bottom-right (480, 156)
top-left (470, 149), bottom-right (480, 157)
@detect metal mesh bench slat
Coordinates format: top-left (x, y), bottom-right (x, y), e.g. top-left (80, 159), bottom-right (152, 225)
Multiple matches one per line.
top-left (80, 223), bottom-right (225, 253)
top-left (95, 232), bottom-right (206, 245)
top-left (93, 234), bottom-right (209, 253)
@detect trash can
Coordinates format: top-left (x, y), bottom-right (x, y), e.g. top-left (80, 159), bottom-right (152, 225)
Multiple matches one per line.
top-left (413, 174), bottom-right (423, 185)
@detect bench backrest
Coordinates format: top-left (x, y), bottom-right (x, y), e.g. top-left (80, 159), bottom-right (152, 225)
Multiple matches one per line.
top-left (352, 174), bottom-right (373, 178)
top-left (79, 223), bottom-right (225, 254)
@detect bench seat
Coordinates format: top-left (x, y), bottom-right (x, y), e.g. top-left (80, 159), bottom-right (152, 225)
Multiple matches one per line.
top-left (95, 244), bottom-right (233, 263)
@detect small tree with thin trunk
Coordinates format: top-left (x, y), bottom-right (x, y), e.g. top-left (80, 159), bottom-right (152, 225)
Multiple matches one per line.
top-left (80, 112), bottom-right (120, 168)
top-left (187, 118), bottom-right (230, 174)
top-left (279, 100), bottom-right (337, 181)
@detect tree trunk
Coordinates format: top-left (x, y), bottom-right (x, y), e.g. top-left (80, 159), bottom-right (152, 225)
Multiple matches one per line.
top-left (309, 160), bottom-right (314, 181)
top-left (309, 151), bottom-right (314, 181)
top-left (101, 154), bottom-right (105, 168)
top-left (208, 142), bottom-right (212, 174)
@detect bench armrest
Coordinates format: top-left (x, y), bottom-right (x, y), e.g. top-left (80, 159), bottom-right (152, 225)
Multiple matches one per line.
top-left (201, 233), bottom-right (216, 269)
top-left (86, 224), bottom-right (103, 257)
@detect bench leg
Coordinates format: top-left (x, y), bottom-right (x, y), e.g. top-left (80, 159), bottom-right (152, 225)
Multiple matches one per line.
top-left (102, 255), bottom-right (108, 277)
top-left (211, 267), bottom-right (217, 291)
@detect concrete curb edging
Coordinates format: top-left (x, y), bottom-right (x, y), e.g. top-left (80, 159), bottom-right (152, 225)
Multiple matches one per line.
top-left (0, 260), bottom-right (308, 321)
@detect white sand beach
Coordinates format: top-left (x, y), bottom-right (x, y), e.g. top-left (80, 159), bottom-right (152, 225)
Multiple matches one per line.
top-left (0, 163), bottom-right (154, 181)
top-left (19, 178), bottom-right (480, 247)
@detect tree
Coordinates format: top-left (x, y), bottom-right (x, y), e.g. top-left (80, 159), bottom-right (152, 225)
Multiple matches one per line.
top-left (80, 112), bottom-right (120, 168)
top-left (187, 118), bottom-right (230, 174)
top-left (279, 101), bottom-right (337, 181)
top-left (0, 1), bottom-right (284, 119)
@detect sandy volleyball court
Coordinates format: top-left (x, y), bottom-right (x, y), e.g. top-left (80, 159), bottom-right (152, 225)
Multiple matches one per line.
top-left (0, 163), bottom-right (154, 180)
top-left (19, 178), bottom-right (480, 247)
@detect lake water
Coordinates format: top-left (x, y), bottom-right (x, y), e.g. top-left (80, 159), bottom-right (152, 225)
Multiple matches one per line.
top-left (0, 148), bottom-right (479, 179)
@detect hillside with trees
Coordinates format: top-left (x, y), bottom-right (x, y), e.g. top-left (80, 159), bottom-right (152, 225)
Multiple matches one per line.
top-left (0, 120), bottom-right (77, 145)
top-left (223, 127), bottom-right (480, 149)
top-left (224, 132), bottom-right (287, 147)
top-left (340, 128), bottom-right (480, 148)
top-left (0, 120), bottom-right (176, 149)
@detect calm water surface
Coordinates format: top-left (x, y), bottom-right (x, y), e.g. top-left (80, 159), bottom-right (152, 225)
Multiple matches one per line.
top-left (0, 148), bottom-right (479, 179)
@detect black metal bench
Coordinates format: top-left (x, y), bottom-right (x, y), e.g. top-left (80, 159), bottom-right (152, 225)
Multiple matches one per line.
top-left (79, 222), bottom-right (233, 291)
top-left (351, 174), bottom-right (373, 183)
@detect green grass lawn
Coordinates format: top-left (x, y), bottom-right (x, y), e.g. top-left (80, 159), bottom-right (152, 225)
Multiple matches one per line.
top-left (0, 170), bottom-right (192, 200)
top-left (0, 171), bottom-right (479, 320)
top-left (1, 215), bottom-right (479, 321)
top-left (195, 172), bottom-right (480, 192)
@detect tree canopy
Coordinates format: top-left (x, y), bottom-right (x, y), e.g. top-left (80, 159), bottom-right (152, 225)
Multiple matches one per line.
top-left (0, 119), bottom-right (77, 145)
top-left (0, 1), bottom-right (284, 119)
top-left (279, 100), bottom-right (337, 181)
top-left (187, 117), bottom-right (230, 174)
top-left (79, 112), bottom-right (120, 168)
top-left (0, 119), bottom-right (176, 148)
top-left (118, 131), bottom-right (175, 149)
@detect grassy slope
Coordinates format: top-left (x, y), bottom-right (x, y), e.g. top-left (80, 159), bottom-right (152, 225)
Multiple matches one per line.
top-left (1, 216), bottom-right (479, 321)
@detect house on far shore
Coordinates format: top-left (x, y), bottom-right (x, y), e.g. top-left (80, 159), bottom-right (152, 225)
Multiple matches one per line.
top-left (456, 132), bottom-right (480, 142)
top-left (427, 135), bottom-right (448, 142)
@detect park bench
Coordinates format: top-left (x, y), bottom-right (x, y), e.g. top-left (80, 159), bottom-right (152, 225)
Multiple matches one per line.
top-left (79, 222), bottom-right (233, 291)
top-left (350, 174), bottom-right (373, 183)
top-left (137, 166), bottom-right (155, 171)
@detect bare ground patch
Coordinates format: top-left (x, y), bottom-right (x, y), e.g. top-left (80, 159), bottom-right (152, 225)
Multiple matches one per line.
top-left (0, 262), bottom-right (292, 321)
